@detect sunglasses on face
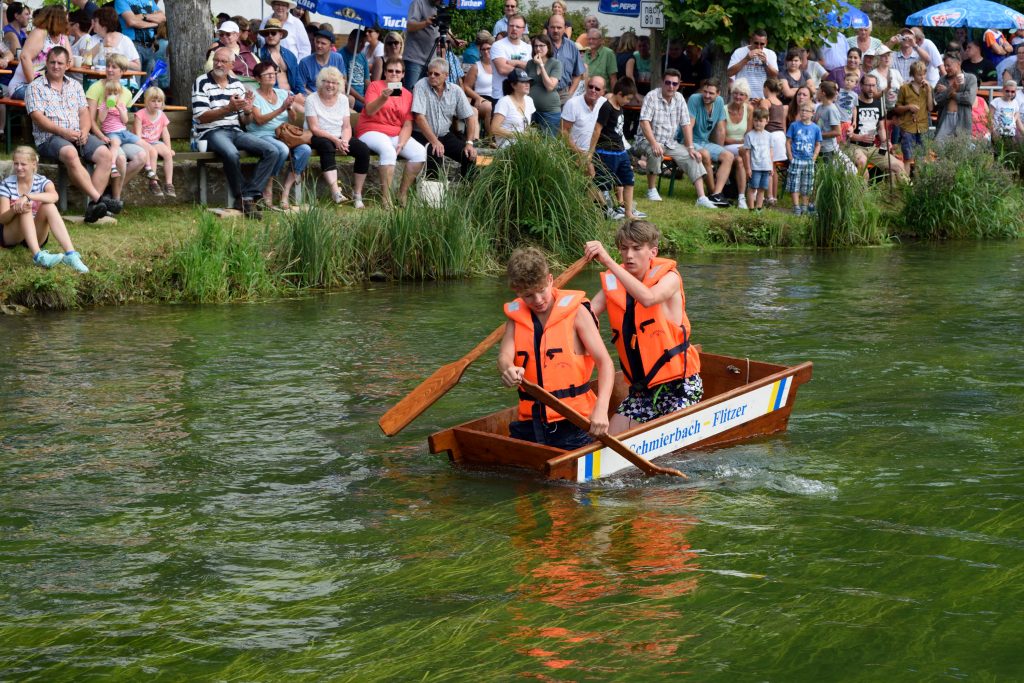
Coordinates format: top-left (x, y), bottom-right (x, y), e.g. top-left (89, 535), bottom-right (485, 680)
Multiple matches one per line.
top-left (663, 80), bottom-right (679, 86)
top-left (385, 41), bottom-right (400, 46)
top-left (385, 68), bottom-right (404, 74)
top-left (751, 41), bottom-right (766, 47)
top-left (587, 85), bottom-right (603, 91)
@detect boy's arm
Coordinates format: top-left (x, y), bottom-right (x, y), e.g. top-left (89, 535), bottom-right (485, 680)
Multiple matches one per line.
top-left (575, 307), bottom-right (613, 436)
top-left (589, 289), bottom-right (607, 316)
top-left (583, 240), bottom-right (679, 309)
top-left (497, 321), bottom-right (524, 387)
top-left (812, 139), bottom-right (820, 161)
top-left (741, 145), bottom-right (751, 176)
top-left (786, 136), bottom-right (793, 160)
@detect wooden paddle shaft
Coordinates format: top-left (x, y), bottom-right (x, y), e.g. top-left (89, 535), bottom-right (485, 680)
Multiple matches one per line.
top-left (519, 380), bottom-right (687, 479)
top-left (378, 255), bottom-right (592, 437)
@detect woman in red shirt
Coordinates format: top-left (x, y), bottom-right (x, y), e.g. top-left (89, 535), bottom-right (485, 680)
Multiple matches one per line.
top-left (355, 57), bottom-right (426, 207)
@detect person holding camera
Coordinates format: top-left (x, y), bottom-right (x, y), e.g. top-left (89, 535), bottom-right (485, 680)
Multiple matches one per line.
top-left (404, 0), bottom-right (442, 90)
top-left (727, 29), bottom-right (778, 100)
top-left (192, 47), bottom-right (286, 218)
top-left (357, 57), bottom-right (427, 208)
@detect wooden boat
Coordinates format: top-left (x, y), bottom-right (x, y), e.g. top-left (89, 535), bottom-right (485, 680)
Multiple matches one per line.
top-left (429, 351), bottom-right (813, 482)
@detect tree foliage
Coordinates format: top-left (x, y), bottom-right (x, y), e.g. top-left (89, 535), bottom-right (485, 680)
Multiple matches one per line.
top-left (661, 0), bottom-right (842, 49)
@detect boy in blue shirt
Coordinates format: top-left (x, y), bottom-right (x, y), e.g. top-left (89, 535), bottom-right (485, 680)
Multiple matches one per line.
top-left (786, 101), bottom-right (822, 215)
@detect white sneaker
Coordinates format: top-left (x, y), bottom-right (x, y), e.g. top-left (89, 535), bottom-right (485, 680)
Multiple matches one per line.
top-left (606, 206), bottom-right (626, 220)
top-left (696, 196), bottom-right (719, 209)
top-left (737, 194), bottom-right (748, 209)
top-left (646, 188), bottom-right (663, 201)
top-left (353, 196), bottom-right (365, 209)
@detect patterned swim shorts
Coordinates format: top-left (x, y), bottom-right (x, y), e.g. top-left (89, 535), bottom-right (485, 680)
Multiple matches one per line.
top-left (616, 374), bottom-right (704, 424)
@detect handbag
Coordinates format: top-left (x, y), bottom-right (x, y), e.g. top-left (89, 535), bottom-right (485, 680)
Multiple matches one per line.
top-left (275, 122), bottom-right (312, 148)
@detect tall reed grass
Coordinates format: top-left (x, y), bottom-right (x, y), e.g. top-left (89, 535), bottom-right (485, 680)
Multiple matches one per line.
top-left (168, 212), bottom-right (281, 302)
top-left (810, 157), bottom-right (885, 247)
top-left (463, 133), bottom-right (604, 261)
top-left (900, 137), bottom-right (1024, 239)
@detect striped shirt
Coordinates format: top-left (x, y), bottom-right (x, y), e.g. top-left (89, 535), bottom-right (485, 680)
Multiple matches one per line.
top-left (0, 173), bottom-right (51, 200)
top-left (191, 72), bottom-right (246, 138)
top-left (25, 75), bottom-right (88, 147)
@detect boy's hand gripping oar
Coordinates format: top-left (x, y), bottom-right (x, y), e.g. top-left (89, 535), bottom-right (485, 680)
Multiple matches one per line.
top-left (519, 379), bottom-right (688, 479)
top-left (378, 256), bottom-right (591, 437)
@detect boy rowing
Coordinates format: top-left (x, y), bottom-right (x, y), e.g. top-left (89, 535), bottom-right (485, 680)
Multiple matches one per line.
top-left (584, 221), bottom-right (704, 433)
top-left (498, 247), bottom-right (614, 449)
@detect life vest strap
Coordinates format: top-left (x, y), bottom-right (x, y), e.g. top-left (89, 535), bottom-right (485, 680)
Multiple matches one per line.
top-left (633, 327), bottom-right (690, 391)
top-left (518, 383), bottom-right (593, 402)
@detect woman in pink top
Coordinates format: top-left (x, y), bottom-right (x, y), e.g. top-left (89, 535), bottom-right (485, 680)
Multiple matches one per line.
top-left (8, 6), bottom-right (71, 100)
top-left (355, 57), bottom-right (426, 207)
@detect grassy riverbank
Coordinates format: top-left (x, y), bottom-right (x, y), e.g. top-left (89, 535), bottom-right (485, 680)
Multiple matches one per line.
top-left (1, 136), bottom-right (1021, 311)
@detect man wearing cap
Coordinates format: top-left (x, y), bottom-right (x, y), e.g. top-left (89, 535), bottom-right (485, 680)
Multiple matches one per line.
top-left (258, 18), bottom-right (302, 95)
top-left (192, 46), bottom-right (286, 219)
top-left (412, 57), bottom-right (479, 179)
top-left (261, 0), bottom-right (311, 61)
top-left (298, 27), bottom-right (346, 95)
top-left (114, 0), bottom-right (164, 75)
top-left (491, 14), bottom-right (531, 99)
top-left (547, 13), bottom-right (583, 105)
top-left (890, 28), bottom-right (922, 83)
top-left (204, 21), bottom-right (258, 79)
top-left (727, 29), bottom-right (778, 99)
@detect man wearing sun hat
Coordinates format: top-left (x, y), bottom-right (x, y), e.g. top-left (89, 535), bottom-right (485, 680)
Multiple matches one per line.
top-left (261, 0), bottom-right (311, 60)
top-left (257, 18), bottom-right (303, 97)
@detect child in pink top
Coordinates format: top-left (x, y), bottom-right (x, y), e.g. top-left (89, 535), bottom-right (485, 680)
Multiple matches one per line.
top-left (133, 87), bottom-right (176, 197)
top-left (87, 54), bottom-right (157, 191)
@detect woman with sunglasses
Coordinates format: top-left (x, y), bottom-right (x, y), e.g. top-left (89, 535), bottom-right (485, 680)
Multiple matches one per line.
top-left (249, 61), bottom-right (310, 210)
top-left (357, 58), bottom-right (426, 208)
top-left (463, 31), bottom-right (495, 133)
top-left (372, 32), bottom-right (403, 82)
top-left (527, 33), bottom-right (562, 136)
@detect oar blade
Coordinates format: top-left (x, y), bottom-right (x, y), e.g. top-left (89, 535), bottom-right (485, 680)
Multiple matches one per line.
top-left (377, 359), bottom-right (469, 436)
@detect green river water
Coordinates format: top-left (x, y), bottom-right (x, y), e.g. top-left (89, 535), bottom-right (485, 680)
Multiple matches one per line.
top-left (1, 243), bottom-right (1022, 681)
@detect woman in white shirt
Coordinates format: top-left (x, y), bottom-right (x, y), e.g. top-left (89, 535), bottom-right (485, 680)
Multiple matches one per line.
top-left (463, 31), bottom-right (495, 132)
top-left (490, 68), bottom-right (535, 147)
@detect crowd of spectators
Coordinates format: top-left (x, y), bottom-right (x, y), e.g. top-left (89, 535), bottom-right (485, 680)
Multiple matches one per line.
top-left (8, 0), bottom-right (1024, 269)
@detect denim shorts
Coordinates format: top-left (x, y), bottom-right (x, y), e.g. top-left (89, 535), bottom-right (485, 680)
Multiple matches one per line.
top-left (749, 169), bottom-right (771, 190)
top-left (696, 141), bottom-right (728, 161)
top-left (108, 130), bottom-right (141, 145)
top-left (594, 149), bottom-right (635, 190)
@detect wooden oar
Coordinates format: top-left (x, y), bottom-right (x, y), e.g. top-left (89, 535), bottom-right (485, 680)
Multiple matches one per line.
top-left (378, 255), bottom-right (591, 437)
top-left (519, 379), bottom-right (688, 479)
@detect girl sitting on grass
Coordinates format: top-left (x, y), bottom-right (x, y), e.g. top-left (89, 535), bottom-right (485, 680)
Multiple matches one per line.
top-left (133, 86), bottom-right (176, 197)
top-left (0, 146), bottom-right (89, 272)
top-left (87, 54), bottom-right (158, 191)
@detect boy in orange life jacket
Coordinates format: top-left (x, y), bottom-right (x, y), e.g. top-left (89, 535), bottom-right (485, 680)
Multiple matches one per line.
top-left (584, 220), bottom-right (704, 433)
top-left (498, 247), bottom-right (615, 450)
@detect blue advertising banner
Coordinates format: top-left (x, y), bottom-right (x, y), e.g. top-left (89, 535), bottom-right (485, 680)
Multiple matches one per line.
top-left (598, 0), bottom-right (641, 17)
top-left (456, 0), bottom-right (486, 8)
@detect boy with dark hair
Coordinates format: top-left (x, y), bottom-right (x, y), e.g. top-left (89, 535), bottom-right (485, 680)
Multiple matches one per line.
top-left (587, 76), bottom-right (644, 220)
top-left (584, 222), bottom-right (704, 433)
top-left (498, 247), bottom-right (614, 449)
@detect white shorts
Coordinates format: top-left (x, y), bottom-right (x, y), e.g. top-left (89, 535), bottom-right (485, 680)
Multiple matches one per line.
top-left (769, 130), bottom-right (787, 162)
top-left (357, 130), bottom-right (427, 166)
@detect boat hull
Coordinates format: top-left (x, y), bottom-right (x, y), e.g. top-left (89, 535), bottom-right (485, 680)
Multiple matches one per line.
top-left (428, 352), bottom-right (813, 482)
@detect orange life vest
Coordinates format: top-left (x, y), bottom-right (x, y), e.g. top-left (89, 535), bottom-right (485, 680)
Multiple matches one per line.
top-left (602, 257), bottom-right (701, 390)
top-left (504, 288), bottom-right (597, 423)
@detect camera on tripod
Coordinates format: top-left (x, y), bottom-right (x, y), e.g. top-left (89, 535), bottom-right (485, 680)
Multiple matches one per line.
top-left (431, 7), bottom-right (451, 35)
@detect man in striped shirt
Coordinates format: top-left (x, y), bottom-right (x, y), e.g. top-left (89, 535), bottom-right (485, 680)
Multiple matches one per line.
top-left (192, 47), bottom-right (285, 218)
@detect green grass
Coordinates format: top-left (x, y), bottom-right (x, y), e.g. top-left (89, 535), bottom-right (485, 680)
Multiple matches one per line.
top-left (810, 158), bottom-right (886, 248)
top-left (899, 138), bottom-right (1024, 240)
